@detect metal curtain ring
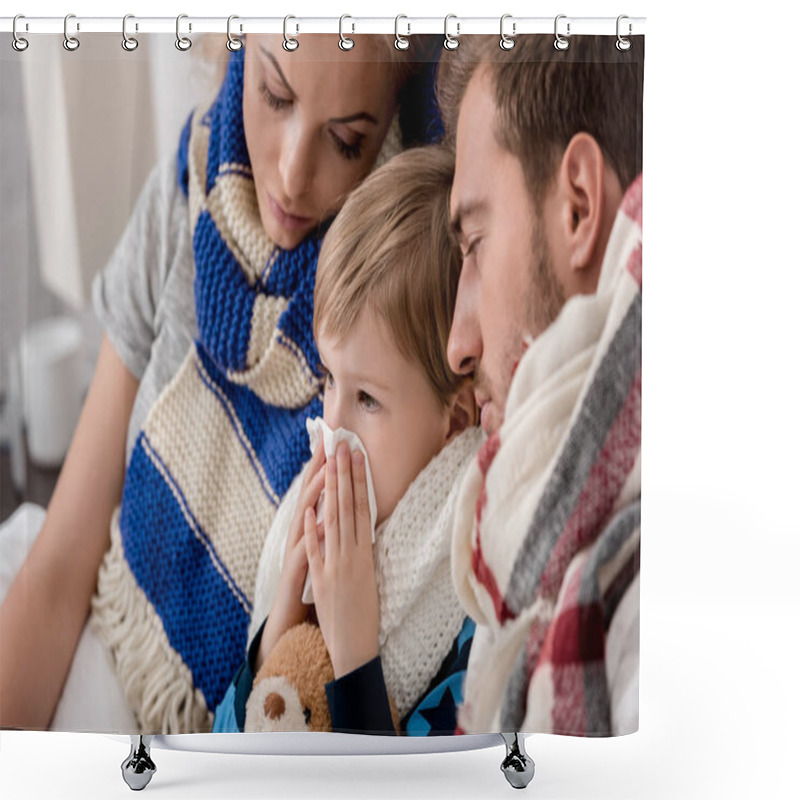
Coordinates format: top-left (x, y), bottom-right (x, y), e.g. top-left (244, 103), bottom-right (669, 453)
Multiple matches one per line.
top-left (554, 14), bottom-right (570, 51)
top-left (616, 15), bottom-right (632, 51)
top-left (395, 15), bottom-right (410, 51)
top-left (283, 16), bottom-right (299, 51)
top-left (227, 15), bottom-right (243, 51)
top-left (12, 14), bottom-right (29, 52)
top-left (339, 15), bottom-right (354, 51)
top-left (122, 14), bottom-right (139, 51)
top-left (443, 14), bottom-right (460, 51)
top-left (175, 14), bottom-right (192, 51)
top-left (499, 14), bottom-right (516, 50)
top-left (63, 14), bottom-right (80, 51)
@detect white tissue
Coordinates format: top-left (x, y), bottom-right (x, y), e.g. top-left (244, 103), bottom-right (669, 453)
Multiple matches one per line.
top-left (301, 417), bottom-right (378, 604)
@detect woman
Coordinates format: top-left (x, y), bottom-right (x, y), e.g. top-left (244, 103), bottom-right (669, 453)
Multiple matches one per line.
top-left (0, 33), bottom-right (438, 733)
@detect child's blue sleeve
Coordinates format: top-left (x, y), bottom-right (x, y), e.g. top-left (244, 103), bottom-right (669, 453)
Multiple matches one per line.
top-left (402, 617), bottom-right (475, 736)
top-left (211, 617), bottom-right (267, 733)
top-left (325, 617), bottom-right (475, 736)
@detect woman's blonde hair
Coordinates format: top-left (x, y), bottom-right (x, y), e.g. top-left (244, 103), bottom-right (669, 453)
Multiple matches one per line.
top-left (314, 145), bottom-right (463, 408)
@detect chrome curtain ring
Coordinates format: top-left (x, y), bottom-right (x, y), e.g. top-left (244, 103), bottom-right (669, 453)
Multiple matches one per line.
top-left (63, 13), bottom-right (80, 51)
top-left (339, 15), bottom-right (355, 51)
top-left (283, 15), bottom-right (299, 51)
top-left (227, 15), bottom-right (243, 51)
top-left (616, 15), bottom-right (632, 51)
top-left (443, 14), bottom-right (460, 51)
top-left (499, 14), bottom-right (516, 50)
top-left (175, 14), bottom-right (192, 51)
top-left (554, 14), bottom-right (570, 51)
top-left (395, 15), bottom-right (410, 51)
top-left (12, 14), bottom-right (29, 52)
top-left (122, 14), bottom-right (139, 51)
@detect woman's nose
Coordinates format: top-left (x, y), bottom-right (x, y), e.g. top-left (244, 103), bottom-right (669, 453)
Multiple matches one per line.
top-left (278, 122), bottom-right (315, 202)
top-left (447, 270), bottom-right (481, 377)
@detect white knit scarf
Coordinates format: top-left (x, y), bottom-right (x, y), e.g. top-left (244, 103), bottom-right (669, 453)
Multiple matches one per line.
top-left (250, 426), bottom-right (484, 719)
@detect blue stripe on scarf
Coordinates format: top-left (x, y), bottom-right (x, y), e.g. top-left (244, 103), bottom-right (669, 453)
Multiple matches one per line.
top-left (195, 345), bottom-right (323, 501)
top-left (120, 432), bottom-right (251, 710)
top-left (192, 208), bottom-right (256, 373)
top-left (204, 49), bottom-right (249, 196)
top-left (263, 236), bottom-right (322, 369)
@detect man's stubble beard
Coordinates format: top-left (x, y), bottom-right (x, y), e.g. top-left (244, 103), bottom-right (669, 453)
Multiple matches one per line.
top-left (474, 217), bottom-right (566, 434)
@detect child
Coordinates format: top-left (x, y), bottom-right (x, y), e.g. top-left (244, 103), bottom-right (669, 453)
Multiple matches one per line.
top-left (212, 145), bottom-right (482, 734)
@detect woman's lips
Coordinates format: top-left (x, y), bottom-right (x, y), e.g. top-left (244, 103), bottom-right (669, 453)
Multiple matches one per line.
top-left (267, 194), bottom-right (313, 232)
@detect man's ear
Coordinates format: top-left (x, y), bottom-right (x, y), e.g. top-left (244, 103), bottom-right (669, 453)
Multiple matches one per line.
top-left (444, 383), bottom-right (479, 444)
top-left (557, 132), bottom-right (606, 281)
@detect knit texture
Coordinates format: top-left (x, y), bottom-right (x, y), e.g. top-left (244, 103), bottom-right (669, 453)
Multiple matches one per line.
top-left (89, 46), bottom-right (403, 734)
top-left (250, 426), bottom-right (484, 719)
top-left (451, 175), bottom-right (643, 735)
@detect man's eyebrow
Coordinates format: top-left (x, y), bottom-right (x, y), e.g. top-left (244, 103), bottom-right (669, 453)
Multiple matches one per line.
top-left (259, 45), bottom-right (296, 98)
top-left (450, 199), bottom-right (487, 242)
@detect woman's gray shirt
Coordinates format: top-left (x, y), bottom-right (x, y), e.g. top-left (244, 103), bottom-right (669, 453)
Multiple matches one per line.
top-left (91, 155), bottom-right (198, 464)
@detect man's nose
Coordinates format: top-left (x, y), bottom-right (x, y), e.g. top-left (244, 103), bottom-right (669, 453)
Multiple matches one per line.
top-left (447, 273), bottom-right (481, 377)
top-left (278, 123), bottom-right (315, 201)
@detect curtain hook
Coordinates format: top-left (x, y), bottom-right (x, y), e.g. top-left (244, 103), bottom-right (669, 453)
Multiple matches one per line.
top-left (12, 14), bottom-right (29, 52)
top-left (616, 15), bottom-right (632, 51)
top-left (554, 14), bottom-right (570, 51)
top-left (227, 15), bottom-right (243, 51)
top-left (339, 15), bottom-right (355, 51)
top-left (444, 14), bottom-right (460, 51)
top-left (63, 13), bottom-right (80, 52)
top-left (175, 14), bottom-right (192, 51)
top-left (122, 14), bottom-right (139, 52)
top-left (499, 14), bottom-right (516, 50)
top-left (283, 15), bottom-right (299, 51)
top-left (395, 15), bottom-right (410, 51)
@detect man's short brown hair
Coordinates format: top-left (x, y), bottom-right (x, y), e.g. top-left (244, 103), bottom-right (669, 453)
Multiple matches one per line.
top-left (314, 145), bottom-right (463, 408)
top-left (437, 35), bottom-right (644, 207)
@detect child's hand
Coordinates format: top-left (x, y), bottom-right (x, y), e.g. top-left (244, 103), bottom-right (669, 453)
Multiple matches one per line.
top-left (256, 439), bottom-right (326, 671)
top-left (304, 442), bottom-right (380, 679)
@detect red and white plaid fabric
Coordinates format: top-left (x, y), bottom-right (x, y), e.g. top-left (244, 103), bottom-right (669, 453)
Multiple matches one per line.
top-left (452, 175), bottom-right (642, 735)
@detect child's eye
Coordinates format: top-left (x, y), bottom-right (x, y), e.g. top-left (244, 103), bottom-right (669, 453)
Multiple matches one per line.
top-left (358, 391), bottom-right (379, 412)
top-left (259, 81), bottom-right (292, 112)
top-left (317, 363), bottom-right (332, 390)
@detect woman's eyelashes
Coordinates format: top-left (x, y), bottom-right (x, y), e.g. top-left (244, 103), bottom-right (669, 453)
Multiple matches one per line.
top-left (259, 81), bottom-right (291, 112)
top-left (329, 130), bottom-right (364, 160)
top-left (259, 80), bottom-right (364, 161)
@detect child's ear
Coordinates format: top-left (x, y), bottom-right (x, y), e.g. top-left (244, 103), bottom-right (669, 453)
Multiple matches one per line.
top-left (444, 383), bottom-right (478, 444)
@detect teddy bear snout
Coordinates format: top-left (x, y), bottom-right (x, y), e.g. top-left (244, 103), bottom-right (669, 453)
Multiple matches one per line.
top-left (263, 692), bottom-right (286, 720)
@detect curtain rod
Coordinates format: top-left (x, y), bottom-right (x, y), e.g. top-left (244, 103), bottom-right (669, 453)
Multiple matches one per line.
top-left (1, 16), bottom-right (646, 37)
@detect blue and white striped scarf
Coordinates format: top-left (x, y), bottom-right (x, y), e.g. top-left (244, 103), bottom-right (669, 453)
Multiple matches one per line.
top-left (90, 47), bottom-right (406, 733)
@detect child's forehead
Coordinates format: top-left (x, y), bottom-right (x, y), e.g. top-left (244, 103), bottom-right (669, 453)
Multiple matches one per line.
top-left (318, 307), bottom-right (417, 383)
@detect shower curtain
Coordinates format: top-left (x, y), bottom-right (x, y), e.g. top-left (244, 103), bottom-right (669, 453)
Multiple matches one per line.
top-left (0, 22), bottom-right (643, 741)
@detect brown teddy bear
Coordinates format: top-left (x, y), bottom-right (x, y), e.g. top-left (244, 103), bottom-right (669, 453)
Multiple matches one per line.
top-left (244, 622), bottom-right (399, 733)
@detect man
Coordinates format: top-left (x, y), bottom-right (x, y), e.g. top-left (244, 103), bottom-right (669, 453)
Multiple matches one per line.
top-left (438, 35), bottom-right (643, 736)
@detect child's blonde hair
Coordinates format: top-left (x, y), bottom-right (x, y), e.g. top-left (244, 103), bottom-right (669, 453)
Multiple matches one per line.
top-left (313, 145), bottom-right (463, 408)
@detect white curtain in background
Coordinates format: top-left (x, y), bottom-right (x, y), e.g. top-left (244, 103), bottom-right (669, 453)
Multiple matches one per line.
top-left (18, 34), bottom-right (220, 311)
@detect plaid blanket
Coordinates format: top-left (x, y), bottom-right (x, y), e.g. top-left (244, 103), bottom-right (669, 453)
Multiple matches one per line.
top-left (451, 175), bottom-right (642, 735)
